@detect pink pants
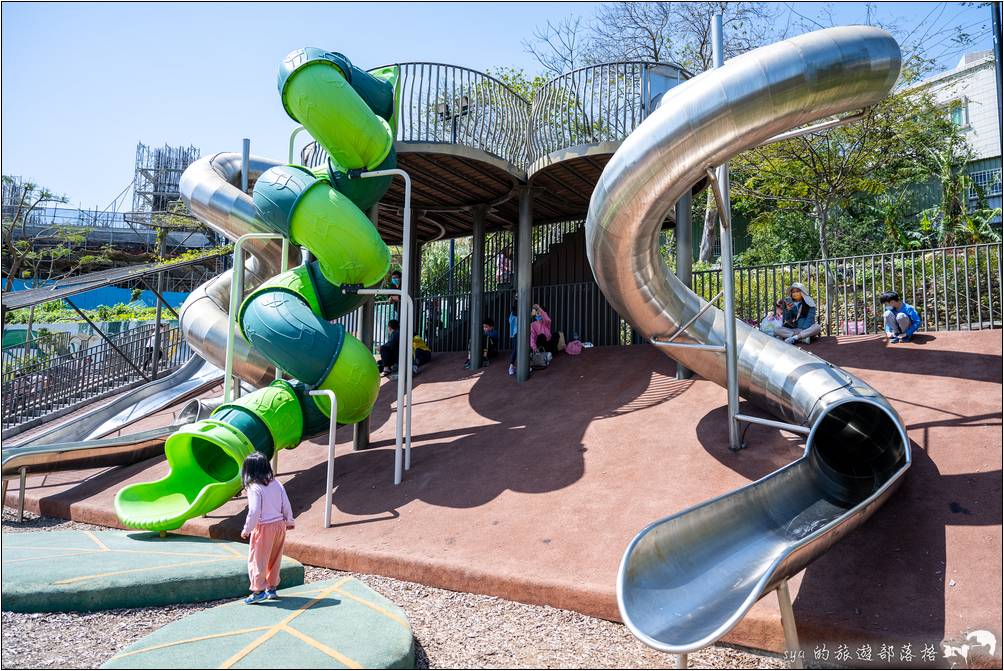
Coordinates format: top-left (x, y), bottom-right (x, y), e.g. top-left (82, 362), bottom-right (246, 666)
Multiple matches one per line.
top-left (247, 519), bottom-right (286, 592)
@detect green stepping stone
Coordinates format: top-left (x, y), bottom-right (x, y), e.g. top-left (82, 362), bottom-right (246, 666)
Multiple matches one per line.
top-left (1, 530), bottom-right (303, 613)
top-left (102, 577), bottom-right (415, 669)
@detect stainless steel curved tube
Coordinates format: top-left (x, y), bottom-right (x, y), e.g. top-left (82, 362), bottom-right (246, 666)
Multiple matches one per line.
top-left (585, 26), bottom-right (911, 653)
top-left (178, 152), bottom-right (298, 387)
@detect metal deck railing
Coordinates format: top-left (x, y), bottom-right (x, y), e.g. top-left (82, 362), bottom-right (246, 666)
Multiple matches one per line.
top-left (300, 60), bottom-right (691, 175)
top-left (2, 323), bottom-right (190, 434)
top-left (528, 61), bottom-right (690, 166)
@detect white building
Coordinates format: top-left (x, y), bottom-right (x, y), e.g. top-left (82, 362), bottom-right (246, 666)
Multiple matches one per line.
top-left (918, 51), bottom-right (1003, 222)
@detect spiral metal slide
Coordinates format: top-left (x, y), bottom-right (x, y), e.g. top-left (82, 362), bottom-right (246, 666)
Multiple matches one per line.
top-left (585, 27), bottom-right (912, 653)
top-left (115, 49), bottom-right (400, 531)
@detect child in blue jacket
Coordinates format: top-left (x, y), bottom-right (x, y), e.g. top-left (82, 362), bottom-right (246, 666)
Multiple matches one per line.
top-left (880, 291), bottom-right (921, 343)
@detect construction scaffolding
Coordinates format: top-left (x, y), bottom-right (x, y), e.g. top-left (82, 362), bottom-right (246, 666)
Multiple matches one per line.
top-left (124, 142), bottom-right (220, 252)
top-left (129, 142), bottom-right (201, 218)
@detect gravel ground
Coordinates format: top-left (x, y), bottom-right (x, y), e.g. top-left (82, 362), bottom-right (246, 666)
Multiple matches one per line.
top-left (2, 510), bottom-right (787, 669)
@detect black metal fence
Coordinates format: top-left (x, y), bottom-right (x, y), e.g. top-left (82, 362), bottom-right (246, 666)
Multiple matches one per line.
top-left (692, 243), bottom-right (1003, 335)
top-left (2, 322), bottom-right (190, 434)
top-left (421, 219), bottom-right (584, 297)
top-left (366, 243), bottom-right (1003, 353)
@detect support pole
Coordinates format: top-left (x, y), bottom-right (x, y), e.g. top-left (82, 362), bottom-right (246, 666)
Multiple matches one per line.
top-left (224, 232), bottom-right (285, 402)
top-left (354, 204), bottom-right (380, 452)
top-left (138, 277), bottom-right (180, 319)
top-left (66, 299), bottom-right (150, 381)
top-left (408, 210), bottom-right (423, 306)
top-left (711, 13), bottom-right (741, 452)
top-left (310, 389), bottom-right (338, 529)
top-left (777, 579), bottom-right (803, 669)
top-left (240, 138), bottom-right (250, 193)
top-left (150, 236), bottom-right (168, 380)
top-left (674, 190), bottom-right (694, 380)
top-left (469, 205), bottom-right (487, 370)
top-left (516, 187), bottom-right (533, 383)
top-left (348, 167), bottom-right (413, 484)
top-left (675, 653), bottom-right (688, 669)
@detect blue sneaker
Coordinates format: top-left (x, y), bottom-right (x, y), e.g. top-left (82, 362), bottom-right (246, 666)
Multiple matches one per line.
top-left (264, 588), bottom-right (278, 600)
top-left (244, 591), bottom-right (267, 605)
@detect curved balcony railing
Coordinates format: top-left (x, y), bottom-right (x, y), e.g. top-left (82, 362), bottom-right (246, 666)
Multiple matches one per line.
top-left (300, 60), bottom-right (690, 178)
top-left (394, 62), bottom-right (530, 169)
top-left (527, 61), bottom-right (690, 168)
top-left (301, 62), bottom-right (531, 171)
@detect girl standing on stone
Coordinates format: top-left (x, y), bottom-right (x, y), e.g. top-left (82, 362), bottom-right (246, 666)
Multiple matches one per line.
top-left (240, 452), bottom-right (295, 604)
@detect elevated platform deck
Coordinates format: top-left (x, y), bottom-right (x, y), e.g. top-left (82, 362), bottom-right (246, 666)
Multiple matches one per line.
top-left (6, 331), bottom-right (1001, 656)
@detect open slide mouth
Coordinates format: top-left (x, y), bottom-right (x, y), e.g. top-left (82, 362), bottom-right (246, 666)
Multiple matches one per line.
top-left (808, 400), bottom-right (908, 506)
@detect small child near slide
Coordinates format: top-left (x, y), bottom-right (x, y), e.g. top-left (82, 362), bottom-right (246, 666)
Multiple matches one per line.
top-left (240, 452), bottom-right (295, 604)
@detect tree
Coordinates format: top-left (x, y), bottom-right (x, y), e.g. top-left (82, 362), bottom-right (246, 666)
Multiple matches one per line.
top-left (2, 175), bottom-right (69, 291)
top-left (2, 175), bottom-right (121, 358)
top-left (522, 16), bottom-right (591, 76)
top-left (523, 2), bottom-right (783, 262)
top-left (730, 87), bottom-right (964, 295)
top-left (150, 199), bottom-right (211, 259)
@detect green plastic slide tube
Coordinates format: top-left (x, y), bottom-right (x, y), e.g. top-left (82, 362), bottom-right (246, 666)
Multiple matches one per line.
top-left (279, 48), bottom-right (394, 170)
top-left (115, 382), bottom-right (303, 531)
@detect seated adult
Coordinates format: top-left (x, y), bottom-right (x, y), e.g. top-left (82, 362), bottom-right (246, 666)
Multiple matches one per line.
top-left (412, 334), bottom-right (432, 374)
top-left (530, 303), bottom-right (560, 360)
top-left (377, 319), bottom-right (400, 375)
top-left (774, 283), bottom-right (822, 345)
top-left (880, 290), bottom-right (921, 343)
top-left (464, 317), bottom-right (499, 369)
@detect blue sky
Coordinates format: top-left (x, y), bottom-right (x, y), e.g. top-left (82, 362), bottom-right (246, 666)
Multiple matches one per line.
top-left (2, 2), bottom-right (997, 210)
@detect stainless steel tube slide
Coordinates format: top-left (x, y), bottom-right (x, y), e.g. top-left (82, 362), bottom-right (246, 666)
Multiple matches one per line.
top-left (178, 152), bottom-right (299, 387)
top-left (585, 26), bottom-right (911, 653)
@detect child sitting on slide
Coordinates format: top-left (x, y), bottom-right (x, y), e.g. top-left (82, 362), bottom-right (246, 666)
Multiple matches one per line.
top-left (240, 452), bottom-right (295, 604)
top-left (759, 301), bottom-right (785, 338)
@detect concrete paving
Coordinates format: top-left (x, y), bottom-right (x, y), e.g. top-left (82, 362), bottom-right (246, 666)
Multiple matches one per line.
top-left (6, 331), bottom-right (1001, 656)
top-left (102, 577), bottom-right (413, 669)
top-left (1, 530), bottom-right (303, 612)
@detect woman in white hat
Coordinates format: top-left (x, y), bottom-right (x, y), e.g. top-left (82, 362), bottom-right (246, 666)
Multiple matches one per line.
top-left (774, 282), bottom-right (821, 345)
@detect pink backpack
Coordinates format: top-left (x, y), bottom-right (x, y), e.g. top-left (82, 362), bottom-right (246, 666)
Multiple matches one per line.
top-left (564, 340), bottom-right (583, 356)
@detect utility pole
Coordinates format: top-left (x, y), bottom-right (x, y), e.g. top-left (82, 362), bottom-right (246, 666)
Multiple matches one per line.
top-left (992, 2), bottom-right (1003, 150)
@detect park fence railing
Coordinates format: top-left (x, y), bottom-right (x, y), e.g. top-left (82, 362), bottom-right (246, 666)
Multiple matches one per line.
top-left (421, 219), bottom-right (584, 298)
top-left (692, 243), bottom-right (1002, 335)
top-left (2, 322), bottom-right (190, 436)
top-left (344, 243), bottom-right (1001, 354)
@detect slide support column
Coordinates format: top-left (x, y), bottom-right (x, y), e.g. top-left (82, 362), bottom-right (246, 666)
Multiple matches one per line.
top-left (712, 13), bottom-right (741, 451)
top-left (353, 203), bottom-right (380, 452)
top-left (516, 187), bottom-right (533, 383)
top-left (674, 191), bottom-right (693, 380)
top-left (469, 205), bottom-right (487, 370)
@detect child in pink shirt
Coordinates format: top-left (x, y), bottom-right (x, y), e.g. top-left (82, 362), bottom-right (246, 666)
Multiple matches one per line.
top-left (240, 452), bottom-right (295, 604)
top-left (530, 304), bottom-right (552, 352)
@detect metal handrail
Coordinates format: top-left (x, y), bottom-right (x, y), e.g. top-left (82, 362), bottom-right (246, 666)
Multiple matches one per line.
top-left (302, 61), bottom-right (532, 171)
top-left (528, 60), bottom-right (690, 165)
top-left (1, 322), bottom-right (190, 433)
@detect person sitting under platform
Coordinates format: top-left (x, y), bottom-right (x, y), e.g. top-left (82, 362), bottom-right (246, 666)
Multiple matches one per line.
top-left (378, 319), bottom-right (400, 375)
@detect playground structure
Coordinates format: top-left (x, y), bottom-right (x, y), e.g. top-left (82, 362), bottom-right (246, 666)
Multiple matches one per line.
top-left (2, 21), bottom-right (1001, 667)
top-left (114, 50), bottom-right (401, 530)
top-left (587, 26), bottom-right (911, 660)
